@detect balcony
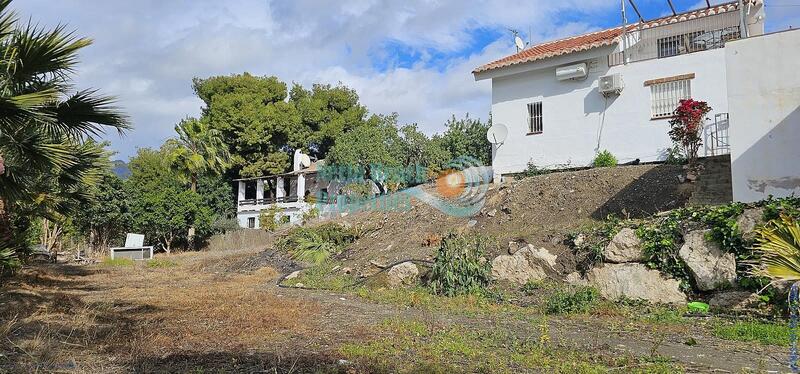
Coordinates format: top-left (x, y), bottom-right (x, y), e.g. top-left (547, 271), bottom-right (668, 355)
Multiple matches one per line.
top-left (608, 10), bottom-right (741, 66)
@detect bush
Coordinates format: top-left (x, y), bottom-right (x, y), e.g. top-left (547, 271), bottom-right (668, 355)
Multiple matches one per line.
top-left (275, 223), bottom-right (359, 264)
top-left (210, 217), bottom-right (241, 234)
top-left (302, 207), bottom-right (320, 224)
top-left (668, 98), bottom-right (711, 166)
top-left (259, 205), bottom-right (282, 231)
top-left (429, 233), bottom-right (492, 297)
top-left (521, 160), bottom-right (546, 177)
top-left (146, 258), bottom-right (178, 268)
top-left (664, 145), bottom-right (686, 165)
top-left (592, 150), bottom-right (617, 168)
top-left (545, 286), bottom-right (599, 314)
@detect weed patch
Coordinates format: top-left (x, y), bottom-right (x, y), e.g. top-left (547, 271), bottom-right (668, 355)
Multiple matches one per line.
top-left (712, 320), bottom-right (790, 346)
top-left (146, 258), bottom-right (178, 268)
top-left (101, 257), bottom-right (134, 267)
top-left (545, 286), bottom-right (600, 315)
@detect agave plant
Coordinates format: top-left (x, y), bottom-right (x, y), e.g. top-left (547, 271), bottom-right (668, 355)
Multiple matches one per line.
top-left (751, 216), bottom-right (800, 281)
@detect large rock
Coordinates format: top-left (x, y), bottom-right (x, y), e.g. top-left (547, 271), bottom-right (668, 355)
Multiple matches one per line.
top-left (586, 263), bottom-right (686, 304)
top-left (708, 290), bottom-right (761, 311)
top-left (491, 245), bottom-right (556, 284)
top-left (735, 207), bottom-right (764, 240)
top-left (603, 228), bottom-right (645, 263)
top-left (387, 262), bottom-right (419, 288)
top-left (679, 230), bottom-right (736, 291)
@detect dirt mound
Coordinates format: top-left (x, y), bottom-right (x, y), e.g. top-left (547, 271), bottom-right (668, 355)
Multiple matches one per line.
top-left (330, 163), bottom-right (692, 277)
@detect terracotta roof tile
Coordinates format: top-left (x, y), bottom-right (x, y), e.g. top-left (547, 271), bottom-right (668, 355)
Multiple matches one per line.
top-left (473, 1), bottom-right (747, 75)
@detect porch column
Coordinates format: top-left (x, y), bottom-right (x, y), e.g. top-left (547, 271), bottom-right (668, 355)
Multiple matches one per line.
top-left (276, 177), bottom-right (285, 199)
top-left (237, 181), bottom-right (245, 202)
top-left (297, 174), bottom-right (306, 202)
top-left (256, 179), bottom-right (264, 201)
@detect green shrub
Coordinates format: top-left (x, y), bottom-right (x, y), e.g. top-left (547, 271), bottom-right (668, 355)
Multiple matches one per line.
top-left (544, 286), bottom-right (599, 314)
top-left (664, 145), bottom-right (686, 165)
top-left (592, 150), bottom-right (617, 168)
top-left (302, 207), bottom-right (320, 224)
top-left (521, 160), bottom-right (547, 177)
top-left (429, 233), bottom-right (492, 297)
top-left (259, 205), bottom-right (282, 231)
top-left (275, 223), bottom-right (359, 264)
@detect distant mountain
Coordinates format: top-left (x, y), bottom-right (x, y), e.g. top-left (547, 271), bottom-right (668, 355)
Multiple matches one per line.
top-left (112, 160), bottom-right (131, 179)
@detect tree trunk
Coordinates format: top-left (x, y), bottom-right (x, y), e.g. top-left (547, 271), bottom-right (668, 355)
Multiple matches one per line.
top-left (0, 197), bottom-right (11, 247)
top-left (188, 174), bottom-right (197, 250)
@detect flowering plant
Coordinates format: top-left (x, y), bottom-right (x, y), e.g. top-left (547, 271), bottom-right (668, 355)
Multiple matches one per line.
top-left (668, 98), bottom-right (711, 166)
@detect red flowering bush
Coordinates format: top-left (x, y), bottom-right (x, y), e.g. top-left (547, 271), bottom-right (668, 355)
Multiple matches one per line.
top-left (668, 98), bottom-right (711, 166)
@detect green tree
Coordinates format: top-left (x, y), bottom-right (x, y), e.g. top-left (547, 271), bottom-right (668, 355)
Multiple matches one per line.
top-left (166, 117), bottom-right (230, 192)
top-left (0, 0), bottom-right (128, 262)
top-left (438, 114), bottom-right (490, 166)
top-left (73, 173), bottom-right (130, 254)
top-left (192, 74), bottom-right (368, 177)
top-left (166, 117), bottom-right (230, 245)
top-left (126, 148), bottom-right (211, 253)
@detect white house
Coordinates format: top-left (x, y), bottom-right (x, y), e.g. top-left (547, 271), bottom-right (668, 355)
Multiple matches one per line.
top-left (473, 1), bottom-right (765, 178)
top-left (725, 28), bottom-right (800, 202)
top-left (234, 150), bottom-right (339, 229)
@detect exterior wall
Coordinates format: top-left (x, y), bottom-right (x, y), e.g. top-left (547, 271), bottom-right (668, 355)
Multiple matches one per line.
top-left (725, 29), bottom-right (800, 202)
top-left (489, 47), bottom-right (730, 175)
top-left (236, 202), bottom-right (312, 229)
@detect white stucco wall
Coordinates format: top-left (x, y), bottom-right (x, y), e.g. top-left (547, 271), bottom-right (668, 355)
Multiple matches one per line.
top-left (488, 47), bottom-right (730, 175)
top-left (725, 29), bottom-right (800, 202)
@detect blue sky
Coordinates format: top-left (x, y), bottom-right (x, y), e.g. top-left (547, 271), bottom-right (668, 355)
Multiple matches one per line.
top-left (11, 0), bottom-right (799, 161)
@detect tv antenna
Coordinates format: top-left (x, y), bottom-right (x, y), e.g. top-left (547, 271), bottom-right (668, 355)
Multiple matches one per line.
top-left (509, 29), bottom-right (527, 52)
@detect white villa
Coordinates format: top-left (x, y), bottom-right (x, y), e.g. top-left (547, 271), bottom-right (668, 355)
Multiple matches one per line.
top-left (474, 1), bottom-right (766, 178)
top-left (234, 150), bottom-right (339, 229)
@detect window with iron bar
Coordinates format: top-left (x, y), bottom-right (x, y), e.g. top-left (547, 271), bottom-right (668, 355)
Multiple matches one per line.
top-left (649, 79), bottom-right (691, 119)
top-left (527, 101), bottom-right (543, 134)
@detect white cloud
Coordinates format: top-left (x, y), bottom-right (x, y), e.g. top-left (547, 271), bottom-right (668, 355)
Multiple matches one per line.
top-left (15, 0), bottom-right (794, 160)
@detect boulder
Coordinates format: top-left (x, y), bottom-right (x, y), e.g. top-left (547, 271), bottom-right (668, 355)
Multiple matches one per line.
top-left (708, 290), bottom-right (761, 311)
top-left (387, 262), bottom-right (419, 288)
top-left (678, 230), bottom-right (736, 291)
top-left (285, 270), bottom-right (301, 280)
top-left (586, 263), bottom-right (686, 304)
top-left (603, 228), bottom-right (645, 263)
top-left (491, 245), bottom-right (556, 284)
top-left (735, 207), bottom-right (764, 241)
top-left (565, 272), bottom-right (588, 286)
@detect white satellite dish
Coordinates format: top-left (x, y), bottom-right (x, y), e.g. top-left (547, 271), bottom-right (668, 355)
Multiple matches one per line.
top-left (486, 123), bottom-right (508, 145)
top-left (514, 36), bottom-right (526, 52)
top-left (300, 154), bottom-right (312, 168)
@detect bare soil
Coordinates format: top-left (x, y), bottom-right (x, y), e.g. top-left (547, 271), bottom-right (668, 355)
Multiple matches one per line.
top-left (0, 253), bottom-right (787, 373)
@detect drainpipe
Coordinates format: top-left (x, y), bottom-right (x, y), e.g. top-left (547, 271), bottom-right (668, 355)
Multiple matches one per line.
top-left (738, 0), bottom-right (749, 38)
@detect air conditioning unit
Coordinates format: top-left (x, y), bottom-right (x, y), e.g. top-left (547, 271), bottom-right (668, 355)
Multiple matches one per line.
top-left (598, 73), bottom-right (624, 96)
top-left (555, 63), bottom-right (587, 81)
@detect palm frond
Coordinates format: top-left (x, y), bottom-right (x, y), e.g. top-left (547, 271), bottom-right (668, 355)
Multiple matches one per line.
top-left (6, 22), bottom-right (91, 85)
top-left (51, 89), bottom-right (130, 138)
top-left (751, 217), bottom-right (800, 281)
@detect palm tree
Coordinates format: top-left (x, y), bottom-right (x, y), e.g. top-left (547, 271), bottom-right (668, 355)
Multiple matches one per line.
top-left (166, 117), bottom-right (230, 193)
top-left (0, 0), bottom-right (129, 252)
top-left (166, 117), bottom-right (230, 244)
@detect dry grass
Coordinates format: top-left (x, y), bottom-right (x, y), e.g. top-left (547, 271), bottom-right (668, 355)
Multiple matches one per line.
top-left (0, 251), bottom-right (319, 373)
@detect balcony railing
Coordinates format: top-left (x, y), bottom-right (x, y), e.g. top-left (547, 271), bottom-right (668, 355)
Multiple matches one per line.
top-left (608, 11), bottom-right (741, 66)
top-left (238, 196), bottom-right (300, 207)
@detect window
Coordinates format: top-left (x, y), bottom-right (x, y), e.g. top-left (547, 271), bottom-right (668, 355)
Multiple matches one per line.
top-left (649, 78), bottom-right (691, 119)
top-left (657, 31), bottom-right (704, 58)
top-left (527, 101), bottom-right (543, 134)
top-left (247, 217), bottom-right (256, 229)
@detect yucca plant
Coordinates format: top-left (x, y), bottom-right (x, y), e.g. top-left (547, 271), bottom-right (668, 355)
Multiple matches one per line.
top-left (751, 216), bottom-right (800, 281)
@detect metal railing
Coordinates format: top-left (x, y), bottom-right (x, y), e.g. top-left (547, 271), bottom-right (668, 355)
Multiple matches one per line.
top-left (609, 11), bottom-right (741, 66)
top-left (238, 195), bottom-right (300, 206)
top-left (705, 113), bottom-right (730, 156)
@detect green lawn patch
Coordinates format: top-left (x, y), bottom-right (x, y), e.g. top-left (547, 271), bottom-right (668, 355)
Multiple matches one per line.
top-left (712, 320), bottom-right (790, 346)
